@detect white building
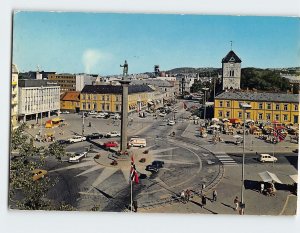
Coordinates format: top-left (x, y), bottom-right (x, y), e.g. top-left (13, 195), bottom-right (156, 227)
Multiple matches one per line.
top-left (11, 64), bottom-right (19, 129)
top-left (75, 74), bottom-right (99, 91)
top-left (18, 80), bottom-right (60, 122)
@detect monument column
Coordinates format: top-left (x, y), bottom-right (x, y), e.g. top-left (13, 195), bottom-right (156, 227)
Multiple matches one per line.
top-left (119, 60), bottom-right (130, 153)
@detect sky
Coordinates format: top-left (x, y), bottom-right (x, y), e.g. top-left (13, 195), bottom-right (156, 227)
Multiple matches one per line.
top-left (13, 12), bottom-right (300, 75)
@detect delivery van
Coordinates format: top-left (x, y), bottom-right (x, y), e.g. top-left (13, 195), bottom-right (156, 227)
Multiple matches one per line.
top-left (129, 138), bottom-right (146, 147)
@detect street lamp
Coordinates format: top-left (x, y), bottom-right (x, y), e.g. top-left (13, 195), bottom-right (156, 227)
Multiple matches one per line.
top-left (202, 87), bottom-right (209, 123)
top-left (239, 103), bottom-right (252, 215)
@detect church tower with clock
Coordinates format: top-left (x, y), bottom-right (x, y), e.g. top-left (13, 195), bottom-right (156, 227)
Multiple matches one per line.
top-left (222, 50), bottom-right (242, 90)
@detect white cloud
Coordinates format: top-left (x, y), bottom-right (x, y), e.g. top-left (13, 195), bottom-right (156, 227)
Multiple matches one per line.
top-left (82, 49), bottom-right (112, 74)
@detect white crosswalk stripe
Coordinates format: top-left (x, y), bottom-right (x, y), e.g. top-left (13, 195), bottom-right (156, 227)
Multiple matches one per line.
top-left (215, 153), bottom-right (238, 166)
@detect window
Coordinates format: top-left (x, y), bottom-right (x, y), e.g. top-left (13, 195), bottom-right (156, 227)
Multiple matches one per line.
top-left (94, 103), bottom-right (97, 110)
top-left (93, 95), bottom-right (97, 100)
top-left (258, 113), bottom-right (263, 120)
top-left (283, 115), bottom-right (288, 121)
top-left (238, 112), bottom-right (242, 118)
top-left (266, 113), bottom-right (271, 120)
top-left (267, 103), bottom-right (271, 110)
top-left (101, 104), bottom-right (105, 110)
top-left (284, 104), bottom-right (288, 111)
top-left (246, 112), bottom-right (250, 119)
top-left (102, 95), bottom-right (105, 101)
top-left (226, 101), bottom-right (230, 107)
top-left (116, 104), bottom-right (120, 112)
top-left (82, 95), bottom-right (85, 100)
top-left (295, 104), bottom-right (298, 111)
top-left (219, 101), bottom-right (223, 107)
top-left (275, 104), bottom-right (280, 110)
top-left (106, 95), bottom-right (110, 101)
top-left (226, 111), bottom-right (230, 117)
top-left (82, 103), bottom-right (86, 109)
top-left (275, 114), bottom-right (280, 121)
top-left (87, 103), bottom-right (90, 109)
top-left (116, 96), bottom-right (119, 102)
top-left (218, 111), bottom-right (223, 117)
top-left (106, 104), bottom-right (110, 111)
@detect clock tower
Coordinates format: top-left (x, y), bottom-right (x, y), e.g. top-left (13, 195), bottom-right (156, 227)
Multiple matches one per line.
top-left (222, 50), bottom-right (242, 90)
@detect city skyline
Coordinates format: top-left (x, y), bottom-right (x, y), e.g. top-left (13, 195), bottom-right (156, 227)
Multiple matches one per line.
top-left (13, 12), bottom-right (300, 75)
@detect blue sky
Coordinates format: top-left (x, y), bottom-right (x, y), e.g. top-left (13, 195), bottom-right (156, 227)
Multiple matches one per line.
top-left (13, 12), bottom-right (299, 75)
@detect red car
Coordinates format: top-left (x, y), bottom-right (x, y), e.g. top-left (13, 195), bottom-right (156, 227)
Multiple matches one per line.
top-left (103, 141), bottom-right (118, 148)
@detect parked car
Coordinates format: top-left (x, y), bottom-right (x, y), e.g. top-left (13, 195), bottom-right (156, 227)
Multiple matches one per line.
top-left (32, 169), bottom-right (48, 181)
top-left (112, 113), bottom-right (121, 119)
top-left (68, 135), bottom-right (86, 143)
top-left (93, 113), bottom-right (105, 118)
top-left (259, 153), bottom-right (278, 163)
top-left (106, 131), bottom-right (121, 138)
top-left (159, 112), bottom-right (167, 117)
top-left (69, 152), bottom-right (88, 163)
top-left (61, 111), bottom-right (70, 114)
top-left (86, 133), bottom-right (104, 140)
top-left (152, 160), bottom-right (164, 168)
top-left (104, 114), bottom-right (110, 119)
top-left (88, 111), bottom-right (97, 115)
top-left (103, 141), bottom-right (118, 148)
top-left (57, 139), bottom-right (69, 145)
top-left (168, 120), bottom-right (176, 126)
top-left (146, 165), bottom-right (159, 173)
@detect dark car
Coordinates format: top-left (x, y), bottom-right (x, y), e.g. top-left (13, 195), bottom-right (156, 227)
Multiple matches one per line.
top-left (57, 139), bottom-right (69, 145)
top-left (146, 165), bottom-right (159, 173)
top-left (104, 114), bottom-right (110, 119)
top-left (86, 133), bottom-right (104, 140)
top-left (152, 160), bottom-right (164, 168)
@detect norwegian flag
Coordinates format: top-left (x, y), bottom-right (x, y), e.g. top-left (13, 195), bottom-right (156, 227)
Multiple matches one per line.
top-left (130, 156), bottom-right (139, 184)
top-left (274, 128), bottom-right (287, 142)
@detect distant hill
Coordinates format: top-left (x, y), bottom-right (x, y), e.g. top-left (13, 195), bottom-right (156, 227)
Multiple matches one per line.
top-left (166, 67), bottom-right (221, 76)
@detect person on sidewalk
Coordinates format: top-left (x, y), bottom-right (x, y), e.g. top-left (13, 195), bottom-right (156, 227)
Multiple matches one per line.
top-left (260, 182), bottom-right (265, 194)
top-left (234, 196), bottom-right (239, 211)
top-left (212, 189), bottom-right (217, 202)
top-left (202, 195), bottom-right (207, 208)
top-left (133, 200), bottom-right (138, 212)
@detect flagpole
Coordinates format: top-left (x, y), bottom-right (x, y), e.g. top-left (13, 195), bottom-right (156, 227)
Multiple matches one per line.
top-left (130, 179), bottom-right (133, 212)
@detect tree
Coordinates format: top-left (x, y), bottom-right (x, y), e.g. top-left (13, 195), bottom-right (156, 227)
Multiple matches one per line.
top-left (9, 123), bottom-right (75, 210)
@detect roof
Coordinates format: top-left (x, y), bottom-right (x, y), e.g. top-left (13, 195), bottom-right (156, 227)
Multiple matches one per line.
top-left (18, 79), bottom-right (60, 88)
top-left (81, 85), bottom-right (154, 94)
top-left (131, 79), bottom-right (173, 87)
top-left (215, 91), bottom-right (299, 103)
top-left (61, 91), bottom-right (80, 101)
top-left (222, 50), bottom-right (242, 63)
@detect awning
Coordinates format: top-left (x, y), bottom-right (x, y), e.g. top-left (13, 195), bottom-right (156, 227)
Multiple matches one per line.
top-left (289, 174), bottom-right (298, 183)
top-left (148, 101), bottom-right (154, 105)
top-left (259, 171), bottom-right (282, 184)
top-left (52, 117), bottom-right (61, 122)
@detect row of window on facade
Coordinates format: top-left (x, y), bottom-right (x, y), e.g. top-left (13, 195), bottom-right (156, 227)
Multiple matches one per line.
top-left (218, 101), bottom-right (298, 111)
top-left (218, 111), bottom-right (294, 121)
top-left (82, 103), bottom-right (121, 112)
top-left (81, 95), bottom-right (121, 101)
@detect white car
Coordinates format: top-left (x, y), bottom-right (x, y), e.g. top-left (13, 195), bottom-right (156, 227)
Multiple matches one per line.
top-left (88, 111), bottom-right (97, 115)
top-left (259, 154), bottom-right (278, 163)
top-left (159, 112), bottom-right (167, 117)
top-left (61, 111), bottom-right (70, 114)
top-left (93, 113), bottom-right (105, 118)
top-left (168, 120), bottom-right (176, 126)
top-left (69, 152), bottom-right (88, 163)
top-left (68, 135), bottom-right (86, 143)
top-left (112, 113), bottom-right (121, 119)
top-left (106, 131), bottom-right (121, 138)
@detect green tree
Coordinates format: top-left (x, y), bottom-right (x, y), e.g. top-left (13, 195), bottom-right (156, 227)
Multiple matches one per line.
top-left (9, 123), bottom-right (75, 210)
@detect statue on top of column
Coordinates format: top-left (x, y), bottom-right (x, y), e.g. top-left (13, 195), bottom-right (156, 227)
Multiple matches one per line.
top-left (120, 60), bottom-right (128, 77)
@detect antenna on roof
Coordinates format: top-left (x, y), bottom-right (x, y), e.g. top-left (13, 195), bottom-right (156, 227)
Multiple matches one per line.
top-left (230, 41), bottom-right (233, 50)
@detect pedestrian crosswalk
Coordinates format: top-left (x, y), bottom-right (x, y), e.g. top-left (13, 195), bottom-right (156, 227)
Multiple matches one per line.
top-left (215, 153), bottom-right (238, 166)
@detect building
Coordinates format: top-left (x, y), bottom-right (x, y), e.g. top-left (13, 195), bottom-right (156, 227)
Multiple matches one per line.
top-left (280, 74), bottom-right (300, 94)
top-left (48, 73), bottom-right (76, 93)
top-left (60, 91), bottom-right (81, 113)
top-left (11, 64), bottom-right (19, 130)
top-left (80, 85), bottom-right (154, 113)
top-left (18, 80), bottom-right (60, 122)
top-left (19, 71), bottom-right (56, 80)
top-left (222, 50), bottom-right (242, 90)
top-left (75, 74), bottom-right (100, 91)
top-left (214, 91), bottom-right (299, 124)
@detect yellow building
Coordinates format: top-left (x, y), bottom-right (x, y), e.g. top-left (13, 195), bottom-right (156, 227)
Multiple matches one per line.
top-left (214, 91), bottom-right (299, 124)
top-left (11, 64), bottom-right (19, 129)
top-left (80, 85), bottom-right (153, 113)
top-left (60, 91), bottom-right (81, 113)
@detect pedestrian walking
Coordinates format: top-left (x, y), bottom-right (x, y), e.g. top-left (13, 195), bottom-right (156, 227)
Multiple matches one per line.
top-left (234, 196), bottom-right (239, 211)
top-left (202, 195), bottom-right (207, 208)
top-left (133, 200), bottom-right (138, 212)
top-left (180, 190), bottom-right (186, 203)
top-left (186, 189), bottom-right (191, 202)
top-left (260, 182), bottom-right (265, 194)
top-left (201, 183), bottom-right (206, 192)
top-left (212, 189), bottom-right (217, 202)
